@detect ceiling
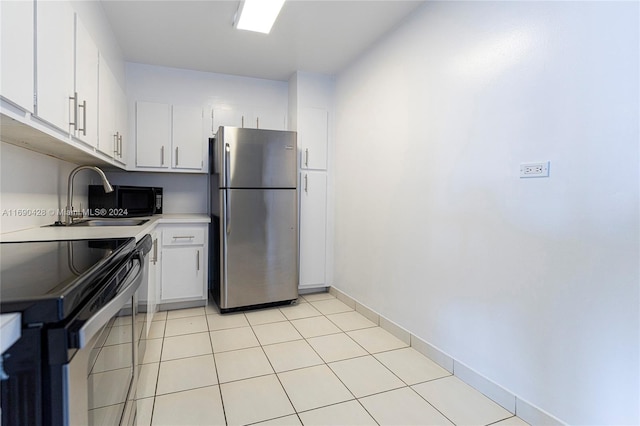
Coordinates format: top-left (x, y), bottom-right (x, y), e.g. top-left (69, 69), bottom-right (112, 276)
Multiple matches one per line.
top-left (100, 0), bottom-right (426, 81)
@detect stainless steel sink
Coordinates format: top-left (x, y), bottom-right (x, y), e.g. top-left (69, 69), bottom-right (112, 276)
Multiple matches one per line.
top-left (70, 219), bottom-right (149, 227)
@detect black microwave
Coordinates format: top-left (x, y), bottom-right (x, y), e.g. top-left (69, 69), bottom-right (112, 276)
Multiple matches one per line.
top-left (88, 185), bottom-right (163, 217)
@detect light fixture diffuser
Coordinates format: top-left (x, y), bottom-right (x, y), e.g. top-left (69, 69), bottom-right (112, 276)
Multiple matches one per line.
top-left (234, 0), bottom-right (286, 34)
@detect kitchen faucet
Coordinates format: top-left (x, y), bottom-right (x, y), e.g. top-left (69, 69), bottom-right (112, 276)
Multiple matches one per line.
top-left (65, 166), bottom-right (113, 225)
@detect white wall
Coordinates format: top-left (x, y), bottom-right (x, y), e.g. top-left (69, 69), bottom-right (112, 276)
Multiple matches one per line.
top-left (0, 142), bottom-right (91, 233)
top-left (333, 2), bottom-right (639, 424)
top-left (126, 62), bottom-right (289, 108)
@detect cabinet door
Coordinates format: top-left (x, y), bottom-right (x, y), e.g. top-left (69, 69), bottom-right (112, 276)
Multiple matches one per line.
top-left (172, 105), bottom-right (204, 170)
top-left (0, 0), bottom-right (34, 112)
top-left (254, 108), bottom-right (286, 131)
top-left (114, 83), bottom-right (127, 164)
top-left (35, 1), bottom-right (75, 133)
top-left (74, 16), bottom-right (99, 148)
top-left (213, 107), bottom-right (244, 131)
top-left (299, 171), bottom-right (327, 287)
top-left (161, 247), bottom-right (204, 301)
top-left (148, 232), bottom-right (160, 322)
top-left (136, 101), bottom-right (171, 168)
top-left (299, 107), bottom-right (328, 170)
top-left (98, 56), bottom-right (117, 158)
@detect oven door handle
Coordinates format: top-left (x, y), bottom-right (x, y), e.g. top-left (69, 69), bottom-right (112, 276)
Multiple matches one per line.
top-left (76, 253), bottom-right (143, 349)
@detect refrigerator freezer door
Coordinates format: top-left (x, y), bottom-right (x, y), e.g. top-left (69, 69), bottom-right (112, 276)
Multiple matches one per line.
top-left (220, 188), bottom-right (298, 309)
top-left (219, 127), bottom-right (297, 189)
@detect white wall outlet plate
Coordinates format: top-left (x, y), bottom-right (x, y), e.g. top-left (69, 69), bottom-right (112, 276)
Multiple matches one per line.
top-left (520, 161), bottom-right (550, 178)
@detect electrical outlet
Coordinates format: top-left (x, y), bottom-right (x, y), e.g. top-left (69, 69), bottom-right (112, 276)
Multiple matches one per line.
top-left (520, 161), bottom-right (549, 178)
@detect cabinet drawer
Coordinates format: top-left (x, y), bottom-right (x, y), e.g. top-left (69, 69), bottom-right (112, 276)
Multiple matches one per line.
top-left (162, 227), bottom-right (205, 245)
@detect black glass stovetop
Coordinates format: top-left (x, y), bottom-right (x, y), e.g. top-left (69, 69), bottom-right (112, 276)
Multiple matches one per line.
top-left (0, 238), bottom-right (135, 324)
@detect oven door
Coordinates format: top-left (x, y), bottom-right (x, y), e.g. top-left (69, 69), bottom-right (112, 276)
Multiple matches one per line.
top-left (64, 251), bottom-right (145, 426)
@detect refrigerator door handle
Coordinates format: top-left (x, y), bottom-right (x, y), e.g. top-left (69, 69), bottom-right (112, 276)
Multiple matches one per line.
top-left (224, 143), bottom-right (231, 187)
top-left (225, 188), bottom-right (231, 234)
top-left (221, 190), bottom-right (229, 307)
top-left (225, 142), bottom-right (231, 234)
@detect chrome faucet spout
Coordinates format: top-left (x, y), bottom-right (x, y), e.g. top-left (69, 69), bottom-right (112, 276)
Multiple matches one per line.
top-left (65, 166), bottom-right (113, 226)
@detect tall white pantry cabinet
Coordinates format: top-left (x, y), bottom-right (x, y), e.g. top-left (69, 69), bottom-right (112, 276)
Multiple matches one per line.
top-left (290, 72), bottom-right (334, 291)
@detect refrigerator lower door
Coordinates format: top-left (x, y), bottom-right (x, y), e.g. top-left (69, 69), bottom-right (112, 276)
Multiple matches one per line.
top-left (220, 189), bottom-right (298, 309)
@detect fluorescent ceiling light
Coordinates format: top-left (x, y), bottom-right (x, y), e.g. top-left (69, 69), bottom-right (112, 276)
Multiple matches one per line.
top-left (234, 0), bottom-right (286, 34)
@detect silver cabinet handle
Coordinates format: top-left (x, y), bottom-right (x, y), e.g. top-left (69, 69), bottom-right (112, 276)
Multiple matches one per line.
top-left (196, 250), bottom-right (200, 271)
top-left (175, 147), bottom-right (179, 166)
top-left (304, 174), bottom-right (308, 193)
top-left (114, 133), bottom-right (119, 156)
top-left (118, 134), bottom-right (123, 157)
top-left (241, 115), bottom-right (244, 128)
top-left (172, 235), bottom-right (195, 239)
top-left (69, 92), bottom-right (78, 129)
top-left (211, 109), bottom-right (215, 134)
top-left (305, 148), bottom-right (309, 167)
top-left (78, 100), bottom-right (87, 136)
top-left (256, 117), bottom-right (259, 129)
top-left (161, 146), bottom-right (165, 166)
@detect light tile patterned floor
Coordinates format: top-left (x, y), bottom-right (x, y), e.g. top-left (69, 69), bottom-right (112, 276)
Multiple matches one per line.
top-left (136, 293), bottom-right (529, 426)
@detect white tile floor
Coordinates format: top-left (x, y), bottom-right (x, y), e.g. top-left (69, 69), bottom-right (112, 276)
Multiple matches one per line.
top-left (136, 293), bottom-right (529, 426)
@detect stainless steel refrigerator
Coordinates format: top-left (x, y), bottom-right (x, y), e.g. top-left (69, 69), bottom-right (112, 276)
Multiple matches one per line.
top-left (209, 127), bottom-right (298, 311)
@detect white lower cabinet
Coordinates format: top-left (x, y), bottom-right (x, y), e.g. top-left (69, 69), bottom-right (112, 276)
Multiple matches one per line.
top-left (299, 171), bottom-right (328, 289)
top-left (159, 224), bottom-right (207, 304)
top-left (137, 230), bottom-right (160, 338)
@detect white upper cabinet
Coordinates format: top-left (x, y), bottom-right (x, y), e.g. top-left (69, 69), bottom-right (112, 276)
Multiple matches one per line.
top-left (211, 105), bottom-right (286, 134)
top-left (212, 107), bottom-right (244, 132)
top-left (172, 105), bottom-right (204, 170)
top-left (299, 107), bottom-right (328, 170)
top-left (35, 0), bottom-right (75, 133)
top-left (73, 16), bottom-right (99, 148)
top-left (136, 101), bottom-right (171, 168)
top-left (253, 107), bottom-right (287, 131)
top-left (98, 56), bottom-right (115, 158)
top-left (35, 4), bottom-right (99, 149)
top-left (114, 84), bottom-right (128, 164)
top-left (1, 0), bottom-right (127, 169)
top-left (98, 56), bottom-right (126, 164)
top-left (135, 102), bottom-right (205, 172)
top-left (0, 0), bottom-right (34, 112)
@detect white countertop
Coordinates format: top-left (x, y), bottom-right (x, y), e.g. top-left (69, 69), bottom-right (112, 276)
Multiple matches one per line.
top-left (0, 314), bottom-right (21, 354)
top-left (0, 214), bottom-right (210, 242)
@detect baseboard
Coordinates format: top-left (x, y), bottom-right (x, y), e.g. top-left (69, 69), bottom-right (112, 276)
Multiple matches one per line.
top-left (158, 299), bottom-right (206, 311)
top-left (298, 286), bottom-right (329, 295)
top-left (329, 286), bottom-right (566, 425)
